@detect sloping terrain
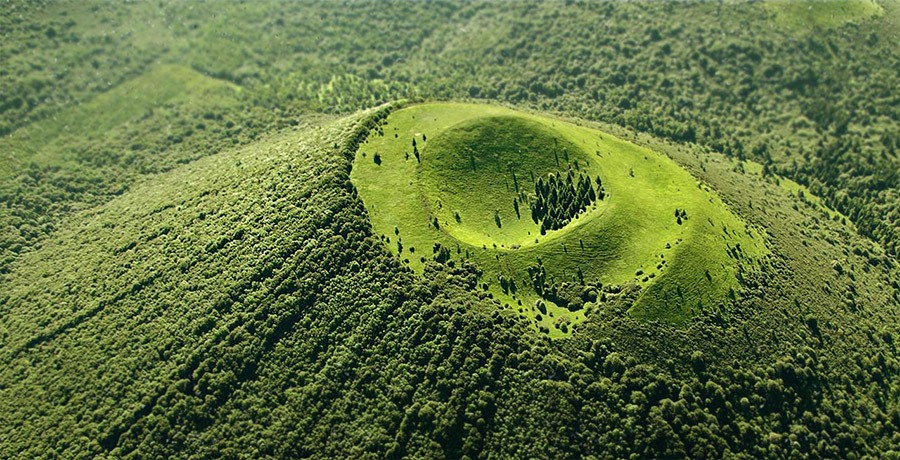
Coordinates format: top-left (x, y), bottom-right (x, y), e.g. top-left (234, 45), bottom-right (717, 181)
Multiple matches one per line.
top-left (353, 103), bottom-right (763, 330)
top-left (0, 64), bottom-right (240, 175)
top-left (0, 104), bottom-right (898, 458)
top-left (0, 64), bottom-right (259, 275)
top-left (0, 1), bottom-right (899, 458)
top-left (0, 108), bottom-right (375, 456)
top-left (762, 0), bottom-right (883, 31)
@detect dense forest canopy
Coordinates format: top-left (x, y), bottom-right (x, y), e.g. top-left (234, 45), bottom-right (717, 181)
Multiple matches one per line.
top-left (0, 1), bottom-right (899, 458)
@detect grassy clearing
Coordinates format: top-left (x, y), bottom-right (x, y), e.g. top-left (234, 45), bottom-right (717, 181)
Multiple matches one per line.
top-left (0, 64), bottom-right (240, 176)
top-left (352, 102), bottom-right (764, 333)
top-left (763, 0), bottom-right (883, 31)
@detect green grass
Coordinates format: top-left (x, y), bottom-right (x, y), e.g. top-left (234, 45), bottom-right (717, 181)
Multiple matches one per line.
top-left (0, 64), bottom-right (240, 176)
top-left (420, 115), bottom-right (597, 248)
top-left (351, 103), bottom-right (765, 333)
top-left (763, 0), bottom-right (883, 31)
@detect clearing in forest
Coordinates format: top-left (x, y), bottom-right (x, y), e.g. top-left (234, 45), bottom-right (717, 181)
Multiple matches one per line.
top-left (352, 102), bottom-right (764, 335)
top-left (763, 0), bottom-right (883, 31)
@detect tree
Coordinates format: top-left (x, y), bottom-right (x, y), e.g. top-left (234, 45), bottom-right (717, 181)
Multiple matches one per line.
top-left (531, 171), bottom-right (603, 232)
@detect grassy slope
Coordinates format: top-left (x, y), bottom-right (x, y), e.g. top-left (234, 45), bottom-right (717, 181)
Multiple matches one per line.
top-left (352, 103), bottom-right (765, 330)
top-left (419, 115), bottom-right (595, 248)
top-left (0, 64), bottom-right (240, 176)
top-left (762, 0), bottom-right (883, 31)
top-left (622, 120), bottom-right (900, 367)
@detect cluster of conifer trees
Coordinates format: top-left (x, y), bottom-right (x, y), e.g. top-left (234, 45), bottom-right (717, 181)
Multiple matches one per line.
top-left (530, 170), bottom-right (604, 234)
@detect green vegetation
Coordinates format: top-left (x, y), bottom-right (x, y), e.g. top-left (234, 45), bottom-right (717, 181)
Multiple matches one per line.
top-left (530, 169), bottom-right (602, 232)
top-left (763, 0), bottom-right (883, 31)
top-left (353, 103), bottom-right (764, 328)
top-left (1, 1), bottom-right (899, 458)
top-left (1, 100), bottom-right (898, 458)
top-left (0, 64), bottom-right (268, 274)
top-left (3, 0), bottom-right (899, 258)
top-left (0, 65), bottom-right (240, 175)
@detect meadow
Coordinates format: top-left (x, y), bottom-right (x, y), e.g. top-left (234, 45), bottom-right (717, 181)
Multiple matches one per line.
top-left (353, 103), bottom-right (764, 331)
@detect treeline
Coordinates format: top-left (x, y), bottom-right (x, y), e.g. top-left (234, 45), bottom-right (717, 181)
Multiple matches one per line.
top-left (530, 171), bottom-right (604, 234)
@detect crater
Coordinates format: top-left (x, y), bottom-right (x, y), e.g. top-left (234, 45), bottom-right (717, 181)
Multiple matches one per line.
top-left (420, 116), bottom-right (605, 248)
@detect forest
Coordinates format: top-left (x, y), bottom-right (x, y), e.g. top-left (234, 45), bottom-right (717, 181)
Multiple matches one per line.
top-left (530, 171), bottom-right (603, 233)
top-left (0, 1), bottom-right (899, 458)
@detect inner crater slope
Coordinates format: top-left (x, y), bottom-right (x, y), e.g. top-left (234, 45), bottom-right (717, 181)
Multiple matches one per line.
top-left (352, 102), bottom-right (765, 334)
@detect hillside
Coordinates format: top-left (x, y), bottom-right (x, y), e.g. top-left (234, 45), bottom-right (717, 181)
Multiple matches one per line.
top-left (0, 103), bottom-right (898, 457)
top-left (0, 109), bottom-right (368, 456)
top-left (0, 64), bottom-right (263, 275)
top-left (353, 103), bottom-right (764, 330)
top-left (1, 0), bottom-right (899, 458)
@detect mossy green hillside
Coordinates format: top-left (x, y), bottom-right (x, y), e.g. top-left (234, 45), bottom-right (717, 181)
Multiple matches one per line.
top-left (352, 103), bottom-right (765, 332)
top-left (420, 115), bottom-right (599, 248)
top-left (763, 0), bottom-right (883, 31)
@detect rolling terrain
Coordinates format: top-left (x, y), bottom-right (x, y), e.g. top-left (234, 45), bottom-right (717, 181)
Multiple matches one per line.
top-left (0, 100), bottom-right (898, 457)
top-left (0, 1), bottom-right (899, 458)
